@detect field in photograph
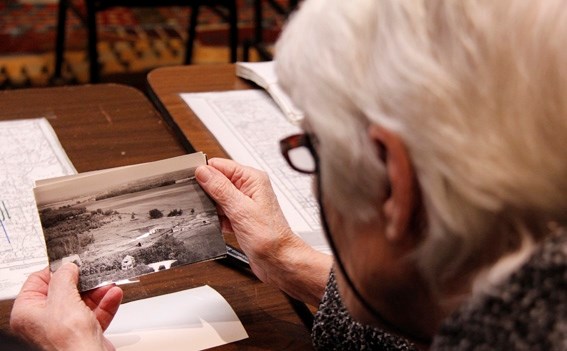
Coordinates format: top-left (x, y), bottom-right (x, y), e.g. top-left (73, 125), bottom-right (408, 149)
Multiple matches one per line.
top-left (40, 178), bottom-right (225, 291)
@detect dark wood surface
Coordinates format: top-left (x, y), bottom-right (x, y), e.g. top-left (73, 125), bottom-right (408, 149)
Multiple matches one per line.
top-left (0, 83), bottom-right (313, 350)
top-left (147, 64), bottom-right (253, 159)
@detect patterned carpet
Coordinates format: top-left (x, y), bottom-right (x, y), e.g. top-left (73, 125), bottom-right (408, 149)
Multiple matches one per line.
top-left (0, 0), bottom-right (286, 89)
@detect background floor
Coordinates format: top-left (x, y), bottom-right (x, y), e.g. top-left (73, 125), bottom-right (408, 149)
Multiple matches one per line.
top-left (0, 0), bottom-right (285, 89)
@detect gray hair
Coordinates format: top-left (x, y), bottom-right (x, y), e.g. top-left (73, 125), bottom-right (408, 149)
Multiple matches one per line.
top-left (276, 0), bottom-right (567, 290)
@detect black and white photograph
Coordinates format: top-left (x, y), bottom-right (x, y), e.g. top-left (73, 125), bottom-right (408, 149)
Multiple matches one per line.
top-left (33, 153), bottom-right (226, 292)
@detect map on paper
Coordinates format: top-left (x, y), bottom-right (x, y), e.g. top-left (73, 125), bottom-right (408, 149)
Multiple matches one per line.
top-left (0, 118), bottom-right (76, 299)
top-left (181, 90), bottom-right (329, 253)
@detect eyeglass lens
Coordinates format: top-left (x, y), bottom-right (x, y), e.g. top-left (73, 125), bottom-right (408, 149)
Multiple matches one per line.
top-left (287, 145), bottom-right (316, 173)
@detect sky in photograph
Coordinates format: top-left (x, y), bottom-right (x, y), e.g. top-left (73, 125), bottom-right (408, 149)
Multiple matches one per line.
top-left (35, 153), bottom-right (206, 205)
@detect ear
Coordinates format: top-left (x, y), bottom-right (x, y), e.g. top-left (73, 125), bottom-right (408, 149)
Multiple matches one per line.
top-left (368, 124), bottom-right (418, 243)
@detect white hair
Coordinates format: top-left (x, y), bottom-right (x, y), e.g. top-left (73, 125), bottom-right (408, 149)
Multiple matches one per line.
top-left (276, 0), bottom-right (567, 290)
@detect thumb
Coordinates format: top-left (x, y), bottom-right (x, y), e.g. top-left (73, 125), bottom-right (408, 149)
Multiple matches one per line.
top-left (48, 263), bottom-right (81, 302)
top-left (196, 165), bottom-right (245, 208)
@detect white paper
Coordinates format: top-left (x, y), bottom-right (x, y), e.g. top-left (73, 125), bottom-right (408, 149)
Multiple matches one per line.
top-left (0, 118), bottom-right (76, 300)
top-left (236, 61), bottom-right (305, 124)
top-left (181, 90), bottom-right (329, 253)
top-left (105, 285), bottom-right (248, 351)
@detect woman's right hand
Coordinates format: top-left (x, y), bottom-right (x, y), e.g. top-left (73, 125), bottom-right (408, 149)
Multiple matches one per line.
top-left (195, 158), bottom-right (297, 281)
top-left (196, 158), bottom-right (332, 305)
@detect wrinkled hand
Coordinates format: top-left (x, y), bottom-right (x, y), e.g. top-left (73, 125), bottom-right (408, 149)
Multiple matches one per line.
top-left (10, 264), bottom-right (123, 351)
top-left (196, 158), bottom-right (332, 305)
top-left (196, 158), bottom-right (301, 281)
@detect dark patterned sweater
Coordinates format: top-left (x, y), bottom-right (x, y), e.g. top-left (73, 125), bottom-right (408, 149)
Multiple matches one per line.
top-left (312, 230), bottom-right (567, 350)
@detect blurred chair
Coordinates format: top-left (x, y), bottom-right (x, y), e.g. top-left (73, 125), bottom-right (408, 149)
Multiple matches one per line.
top-left (242, 0), bottom-right (298, 62)
top-left (54, 0), bottom-right (238, 83)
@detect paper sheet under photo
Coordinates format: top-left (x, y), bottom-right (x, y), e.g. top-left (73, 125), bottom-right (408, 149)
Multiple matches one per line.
top-left (105, 285), bottom-right (248, 351)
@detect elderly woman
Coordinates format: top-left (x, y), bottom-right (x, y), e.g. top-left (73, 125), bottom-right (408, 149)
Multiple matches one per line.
top-left (9, 0), bottom-right (566, 350)
top-left (195, 0), bottom-right (566, 349)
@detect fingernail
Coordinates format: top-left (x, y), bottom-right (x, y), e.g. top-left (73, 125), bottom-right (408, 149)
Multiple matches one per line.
top-left (62, 262), bottom-right (78, 270)
top-left (196, 166), bottom-right (212, 182)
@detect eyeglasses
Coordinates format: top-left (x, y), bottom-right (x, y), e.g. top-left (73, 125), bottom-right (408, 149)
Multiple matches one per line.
top-left (280, 133), bottom-right (319, 174)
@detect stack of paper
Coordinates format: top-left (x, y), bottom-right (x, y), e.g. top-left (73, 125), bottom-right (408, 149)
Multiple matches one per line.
top-left (236, 61), bottom-right (305, 124)
top-left (33, 153), bottom-right (227, 292)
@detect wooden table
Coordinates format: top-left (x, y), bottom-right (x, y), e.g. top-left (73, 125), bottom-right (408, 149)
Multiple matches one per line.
top-left (147, 64), bottom-right (252, 158)
top-left (0, 83), bottom-right (313, 350)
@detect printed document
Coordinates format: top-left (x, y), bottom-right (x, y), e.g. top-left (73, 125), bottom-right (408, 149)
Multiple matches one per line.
top-left (181, 90), bottom-right (329, 253)
top-left (0, 118), bottom-right (76, 299)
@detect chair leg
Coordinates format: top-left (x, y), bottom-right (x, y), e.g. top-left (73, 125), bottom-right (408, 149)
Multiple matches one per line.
top-left (86, 0), bottom-right (99, 83)
top-left (227, 0), bottom-right (238, 62)
top-left (242, 39), bottom-right (251, 62)
top-left (184, 2), bottom-right (201, 65)
top-left (254, 0), bottom-right (263, 44)
top-left (54, 0), bottom-right (69, 79)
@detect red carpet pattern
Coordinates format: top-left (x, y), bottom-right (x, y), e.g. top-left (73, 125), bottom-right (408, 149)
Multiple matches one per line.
top-left (0, 0), bottom-right (286, 88)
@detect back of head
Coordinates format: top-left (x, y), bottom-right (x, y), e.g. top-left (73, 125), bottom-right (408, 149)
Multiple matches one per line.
top-left (276, 0), bottom-right (567, 290)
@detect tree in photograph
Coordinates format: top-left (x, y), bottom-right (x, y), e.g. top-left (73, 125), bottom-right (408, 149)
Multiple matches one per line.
top-left (149, 209), bottom-right (163, 219)
top-left (135, 233), bottom-right (190, 264)
top-left (167, 209), bottom-right (183, 217)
